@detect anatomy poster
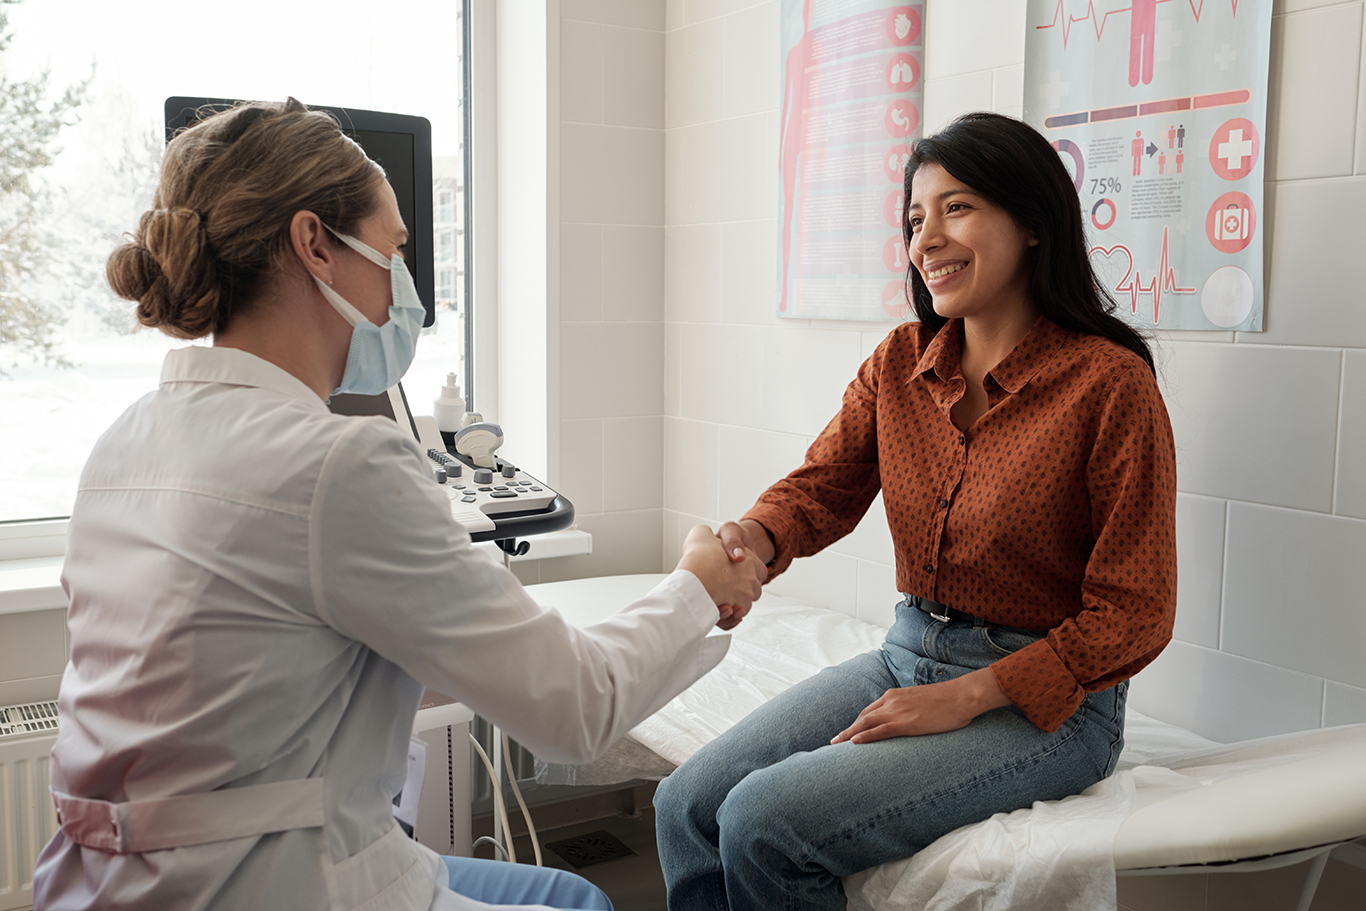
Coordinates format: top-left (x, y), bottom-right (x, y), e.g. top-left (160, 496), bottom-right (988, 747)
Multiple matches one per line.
top-left (777, 1), bottom-right (924, 321)
top-left (1025, 1), bottom-right (1271, 330)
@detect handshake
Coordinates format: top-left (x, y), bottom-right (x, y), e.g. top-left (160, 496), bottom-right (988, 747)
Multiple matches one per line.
top-left (674, 519), bottom-right (776, 631)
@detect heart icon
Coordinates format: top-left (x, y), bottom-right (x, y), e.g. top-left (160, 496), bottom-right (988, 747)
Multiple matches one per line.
top-left (1088, 244), bottom-right (1133, 292)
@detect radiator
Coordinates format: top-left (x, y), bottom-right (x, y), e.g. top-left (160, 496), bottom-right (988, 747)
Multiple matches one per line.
top-left (0, 701), bottom-right (60, 911)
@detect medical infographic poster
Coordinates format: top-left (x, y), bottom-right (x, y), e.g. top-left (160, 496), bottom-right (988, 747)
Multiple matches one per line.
top-left (1025, 1), bottom-right (1271, 330)
top-left (777, 1), bottom-right (924, 321)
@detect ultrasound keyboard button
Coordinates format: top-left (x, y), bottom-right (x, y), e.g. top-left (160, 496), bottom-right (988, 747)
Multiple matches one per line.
top-left (490, 491), bottom-right (518, 498)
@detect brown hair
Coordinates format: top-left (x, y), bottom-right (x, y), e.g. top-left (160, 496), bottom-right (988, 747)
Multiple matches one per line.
top-left (108, 98), bottom-right (381, 339)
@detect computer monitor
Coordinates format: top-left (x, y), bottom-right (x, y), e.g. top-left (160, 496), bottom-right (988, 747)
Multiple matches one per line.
top-left (326, 385), bottom-right (422, 443)
top-left (163, 97), bottom-right (435, 328)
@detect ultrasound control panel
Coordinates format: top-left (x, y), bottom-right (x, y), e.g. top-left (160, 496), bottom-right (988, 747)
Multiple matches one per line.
top-left (426, 448), bottom-right (563, 537)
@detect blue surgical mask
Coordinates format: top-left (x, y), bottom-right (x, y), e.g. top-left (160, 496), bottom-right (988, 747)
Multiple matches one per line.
top-left (314, 227), bottom-right (426, 397)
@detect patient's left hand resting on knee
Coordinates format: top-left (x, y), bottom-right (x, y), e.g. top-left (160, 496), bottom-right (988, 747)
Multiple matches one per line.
top-left (830, 670), bottom-right (1011, 743)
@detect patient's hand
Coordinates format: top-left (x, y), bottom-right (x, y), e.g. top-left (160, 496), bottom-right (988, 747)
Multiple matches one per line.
top-left (829, 668), bottom-right (1012, 743)
top-left (676, 524), bottom-right (766, 628)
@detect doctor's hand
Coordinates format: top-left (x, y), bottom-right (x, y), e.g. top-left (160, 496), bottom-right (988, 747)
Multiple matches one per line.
top-left (676, 524), bottom-right (766, 629)
top-left (829, 668), bottom-right (1011, 744)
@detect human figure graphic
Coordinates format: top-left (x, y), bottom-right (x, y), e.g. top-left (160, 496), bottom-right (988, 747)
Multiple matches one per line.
top-left (1132, 131), bottom-right (1144, 177)
top-left (1167, 125), bottom-right (1175, 149)
top-left (1175, 149), bottom-right (1184, 173)
top-left (1158, 150), bottom-right (1166, 175)
top-left (1129, 0), bottom-right (1157, 87)
top-left (1177, 124), bottom-right (1185, 149)
top-left (779, 0), bottom-right (817, 313)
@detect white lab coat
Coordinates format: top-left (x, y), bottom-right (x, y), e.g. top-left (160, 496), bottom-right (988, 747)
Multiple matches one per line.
top-left (35, 346), bottom-right (729, 910)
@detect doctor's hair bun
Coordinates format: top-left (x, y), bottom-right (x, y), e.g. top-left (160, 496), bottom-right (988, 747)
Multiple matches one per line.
top-left (108, 207), bottom-right (222, 340)
top-left (108, 97), bottom-right (381, 339)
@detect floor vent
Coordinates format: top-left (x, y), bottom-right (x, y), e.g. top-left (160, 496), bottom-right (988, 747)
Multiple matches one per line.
top-left (544, 830), bottom-right (637, 869)
top-left (0, 702), bottom-right (59, 742)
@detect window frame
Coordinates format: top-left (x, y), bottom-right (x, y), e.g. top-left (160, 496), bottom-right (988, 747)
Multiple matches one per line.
top-left (1, 0), bottom-right (489, 557)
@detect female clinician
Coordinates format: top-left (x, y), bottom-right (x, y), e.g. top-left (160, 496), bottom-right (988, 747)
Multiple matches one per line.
top-left (654, 112), bottom-right (1179, 911)
top-left (33, 99), bottom-right (766, 911)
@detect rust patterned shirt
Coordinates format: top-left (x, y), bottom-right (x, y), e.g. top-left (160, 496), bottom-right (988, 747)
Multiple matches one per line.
top-left (744, 317), bottom-right (1177, 732)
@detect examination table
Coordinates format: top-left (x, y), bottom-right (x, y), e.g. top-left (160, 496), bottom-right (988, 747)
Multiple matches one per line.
top-left (525, 574), bottom-right (1366, 911)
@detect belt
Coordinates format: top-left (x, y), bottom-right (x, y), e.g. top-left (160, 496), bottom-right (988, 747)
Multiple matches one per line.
top-left (54, 777), bottom-right (324, 854)
top-left (914, 598), bottom-right (981, 625)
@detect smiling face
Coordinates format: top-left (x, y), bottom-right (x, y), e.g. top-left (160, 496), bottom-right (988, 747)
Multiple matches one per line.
top-left (907, 162), bottom-right (1037, 326)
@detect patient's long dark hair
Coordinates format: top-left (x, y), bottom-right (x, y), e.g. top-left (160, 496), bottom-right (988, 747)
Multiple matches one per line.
top-left (901, 112), bottom-right (1154, 374)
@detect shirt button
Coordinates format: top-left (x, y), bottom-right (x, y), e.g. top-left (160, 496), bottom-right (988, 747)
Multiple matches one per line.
top-left (938, 498), bottom-right (949, 508)
top-left (923, 563), bottom-right (934, 574)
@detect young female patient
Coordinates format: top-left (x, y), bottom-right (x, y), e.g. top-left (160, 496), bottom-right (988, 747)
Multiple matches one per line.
top-left (654, 112), bottom-right (1177, 911)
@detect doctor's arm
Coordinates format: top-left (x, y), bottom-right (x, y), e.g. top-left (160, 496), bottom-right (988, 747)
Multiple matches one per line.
top-left (310, 421), bottom-right (765, 764)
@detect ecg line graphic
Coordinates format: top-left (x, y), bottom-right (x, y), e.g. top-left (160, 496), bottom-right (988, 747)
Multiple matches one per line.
top-left (1036, 0), bottom-right (1240, 48)
top-left (1097, 227), bottom-right (1195, 324)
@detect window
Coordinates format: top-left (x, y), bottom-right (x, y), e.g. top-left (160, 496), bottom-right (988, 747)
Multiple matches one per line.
top-left (0, 0), bottom-right (473, 524)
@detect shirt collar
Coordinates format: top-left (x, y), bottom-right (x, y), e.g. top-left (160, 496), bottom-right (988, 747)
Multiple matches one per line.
top-left (989, 316), bottom-right (1067, 393)
top-left (160, 345), bottom-right (328, 411)
top-left (911, 320), bottom-right (963, 383)
top-left (909, 316), bottom-right (1068, 394)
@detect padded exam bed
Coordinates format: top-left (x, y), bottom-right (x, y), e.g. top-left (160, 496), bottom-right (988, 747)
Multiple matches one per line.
top-left (526, 574), bottom-right (1366, 911)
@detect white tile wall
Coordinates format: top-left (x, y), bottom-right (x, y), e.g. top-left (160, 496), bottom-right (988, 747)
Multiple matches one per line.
top-left (1222, 503), bottom-right (1366, 689)
top-left (715, 424), bottom-right (810, 519)
top-left (1160, 342), bottom-right (1340, 511)
top-left (539, 509), bottom-right (665, 582)
top-left (922, 71), bottom-right (994, 134)
top-left (602, 26), bottom-right (666, 129)
top-left (759, 326), bottom-right (863, 436)
top-left (1337, 351), bottom-right (1366, 519)
top-left (560, 223), bottom-right (603, 321)
top-left (560, 322), bottom-right (665, 419)
top-left (665, 17), bottom-right (725, 128)
top-left (561, 20), bottom-right (604, 123)
top-left (855, 559), bottom-right (900, 630)
top-left (827, 494), bottom-right (898, 568)
top-left (566, 0), bottom-right (666, 30)
top-left (923, 0), bottom-right (1025, 78)
top-left (765, 549), bottom-right (861, 617)
top-left (679, 323), bottom-right (767, 427)
top-left (0, 609), bottom-right (67, 683)
top-left (1325, 681), bottom-right (1366, 727)
top-left (1172, 494), bottom-right (1225, 649)
top-left (602, 225), bottom-right (664, 321)
top-left (560, 418), bottom-right (606, 514)
top-left (1265, 5), bottom-right (1362, 182)
top-left (722, 1), bottom-right (779, 119)
top-left (663, 417), bottom-right (720, 519)
top-left (991, 65), bottom-right (1024, 119)
top-left (719, 219), bottom-right (782, 326)
top-left (1128, 640), bottom-right (1325, 742)
top-left (552, 1), bottom-right (669, 583)
top-left (655, 0), bottom-right (1366, 748)
top-left (1252, 177), bottom-right (1366, 349)
top-left (665, 223), bottom-right (722, 323)
top-left (603, 416), bottom-right (664, 510)
top-left (561, 123), bottom-right (666, 225)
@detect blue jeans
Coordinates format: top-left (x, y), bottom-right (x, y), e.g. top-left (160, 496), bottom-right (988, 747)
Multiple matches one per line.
top-left (442, 855), bottom-right (613, 909)
top-left (654, 597), bottom-right (1127, 911)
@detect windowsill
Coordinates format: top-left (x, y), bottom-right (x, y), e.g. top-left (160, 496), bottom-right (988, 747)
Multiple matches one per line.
top-left (0, 556), bottom-right (66, 616)
top-left (0, 529), bottom-right (593, 616)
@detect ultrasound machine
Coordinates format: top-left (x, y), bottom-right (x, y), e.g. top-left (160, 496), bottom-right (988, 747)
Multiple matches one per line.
top-left (165, 98), bottom-right (574, 550)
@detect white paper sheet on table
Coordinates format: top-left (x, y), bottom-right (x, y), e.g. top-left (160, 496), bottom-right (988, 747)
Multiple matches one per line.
top-left (534, 598), bottom-right (1342, 911)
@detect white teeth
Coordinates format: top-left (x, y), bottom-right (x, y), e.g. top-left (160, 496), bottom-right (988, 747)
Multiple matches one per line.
top-left (927, 263), bottom-right (967, 279)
